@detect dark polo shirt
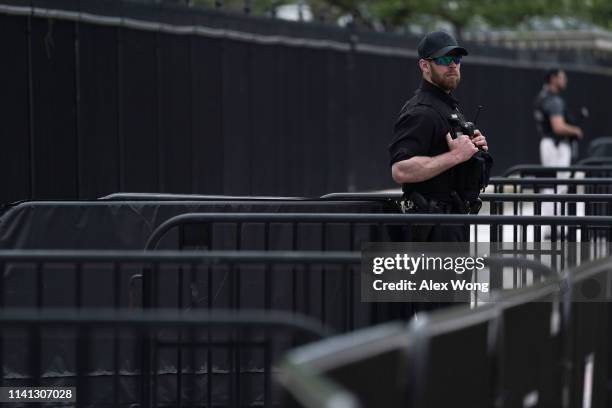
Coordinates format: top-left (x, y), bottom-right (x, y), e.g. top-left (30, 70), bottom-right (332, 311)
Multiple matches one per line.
top-left (389, 80), bottom-right (463, 200)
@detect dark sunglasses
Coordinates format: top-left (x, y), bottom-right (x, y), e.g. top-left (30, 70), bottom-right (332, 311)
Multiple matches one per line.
top-left (429, 55), bottom-right (462, 66)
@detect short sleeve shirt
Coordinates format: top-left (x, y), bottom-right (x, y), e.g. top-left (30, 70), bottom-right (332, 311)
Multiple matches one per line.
top-left (535, 86), bottom-right (565, 139)
top-left (389, 105), bottom-right (437, 165)
top-left (542, 93), bottom-right (564, 116)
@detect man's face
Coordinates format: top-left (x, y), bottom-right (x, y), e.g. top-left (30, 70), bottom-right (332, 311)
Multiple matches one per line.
top-left (420, 52), bottom-right (461, 92)
top-left (555, 71), bottom-right (567, 90)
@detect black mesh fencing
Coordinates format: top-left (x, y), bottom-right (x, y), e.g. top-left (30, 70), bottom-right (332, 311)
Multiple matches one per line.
top-left (2, 2), bottom-right (612, 203)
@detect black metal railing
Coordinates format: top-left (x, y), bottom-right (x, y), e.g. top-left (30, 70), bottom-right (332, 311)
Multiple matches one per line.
top-left (0, 251), bottom-right (358, 408)
top-left (0, 249), bottom-right (569, 407)
top-left (0, 249), bottom-right (566, 408)
top-left (279, 256), bottom-right (612, 407)
top-left (321, 191), bottom-right (612, 217)
top-left (143, 212), bottom-right (612, 269)
top-left (0, 307), bottom-right (331, 408)
top-left (502, 164), bottom-right (612, 178)
top-left (489, 177), bottom-right (612, 194)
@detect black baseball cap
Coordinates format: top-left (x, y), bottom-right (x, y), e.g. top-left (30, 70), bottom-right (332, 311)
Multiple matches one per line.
top-left (417, 31), bottom-right (468, 59)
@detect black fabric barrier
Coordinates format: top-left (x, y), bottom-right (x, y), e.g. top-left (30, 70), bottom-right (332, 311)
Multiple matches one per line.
top-left (0, 199), bottom-right (394, 250)
top-left (0, 200), bottom-right (401, 407)
top-left (0, 254), bottom-right (349, 408)
top-left (1, 2), bottom-right (612, 203)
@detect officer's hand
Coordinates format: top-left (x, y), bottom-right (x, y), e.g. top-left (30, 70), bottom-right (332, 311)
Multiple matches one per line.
top-left (575, 127), bottom-right (584, 140)
top-left (446, 132), bottom-right (478, 162)
top-left (471, 129), bottom-right (488, 151)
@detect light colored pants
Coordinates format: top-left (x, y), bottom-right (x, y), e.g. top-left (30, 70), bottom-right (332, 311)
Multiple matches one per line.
top-left (539, 138), bottom-right (571, 234)
top-left (540, 137), bottom-right (571, 169)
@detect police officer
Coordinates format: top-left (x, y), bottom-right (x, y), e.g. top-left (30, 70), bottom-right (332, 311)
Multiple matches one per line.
top-left (388, 31), bottom-right (491, 243)
top-left (533, 68), bottom-right (582, 238)
top-left (534, 68), bottom-right (583, 168)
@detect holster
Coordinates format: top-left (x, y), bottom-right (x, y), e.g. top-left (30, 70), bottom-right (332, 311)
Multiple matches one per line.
top-left (469, 198), bottom-right (483, 214)
top-left (450, 191), bottom-right (469, 214)
top-left (401, 192), bottom-right (434, 241)
top-left (451, 191), bottom-right (482, 214)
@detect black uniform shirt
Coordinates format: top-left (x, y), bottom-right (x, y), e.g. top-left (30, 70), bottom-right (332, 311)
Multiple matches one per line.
top-left (388, 79), bottom-right (463, 199)
top-left (534, 86), bottom-right (565, 140)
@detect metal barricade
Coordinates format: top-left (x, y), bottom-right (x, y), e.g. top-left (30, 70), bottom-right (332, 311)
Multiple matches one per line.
top-left (489, 177), bottom-right (612, 194)
top-left (278, 257), bottom-right (561, 408)
top-left (492, 277), bottom-right (565, 407)
top-left (144, 212), bottom-right (612, 273)
top-left (0, 250), bottom-right (354, 408)
top-left (145, 212), bottom-right (612, 245)
top-left (278, 322), bottom-right (410, 408)
top-left (0, 198), bottom-right (394, 251)
top-left (481, 193), bottom-right (612, 244)
top-left (563, 258), bottom-right (612, 408)
top-left (321, 190), bottom-right (612, 218)
top-left (98, 193), bottom-right (305, 201)
top-left (0, 307), bottom-right (330, 408)
top-left (502, 165), bottom-right (612, 178)
top-left (324, 189), bottom-right (612, 258)
top-left (577, 157), bottom-right (612, 165)
top-left (482, 193), bottom-right (612, 216)
top-left (279, 256), bottom-right (612, 408)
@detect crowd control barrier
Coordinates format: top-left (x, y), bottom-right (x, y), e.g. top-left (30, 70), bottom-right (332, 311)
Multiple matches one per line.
top-left (489, 177), bottom-right (612, 194)
top-left (322, 190), bottom-right (612, 219)
top-left (577, 157), bottom-right (612, 165)
top-left (587, 137), bottom-right (612, 158)
top-left (98, 193), bottom-right (305, 201)
top-left (278, 322), bottom-right (410, 408)
top-left (0, 249), bottom-right (569, 407)
top-left (279, 256), bottom-right (612, 408)
top-left (0, 198), bottom-right (393, 250)
top-left (0, 307), bottom-right (330, 408)
top-left (564, 258), bottom-right (612, 408)
top-left (502, 164), bottom-right (612, 178)
top-left (144, 212), bottom-right (612, 276)
top-left (7, 190), bottom-right (612, 252)
top-left (480, 193), bottom-right (612, 243)
top-left (0, 250), bottom-right (355, 408)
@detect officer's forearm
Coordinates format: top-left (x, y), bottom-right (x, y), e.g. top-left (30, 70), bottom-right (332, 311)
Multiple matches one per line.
top-left (391, 152), bottom-right (461, 184)
top-left (550, 117), bottom-right (581, 137)
top-left (565, 125), bottom-right (581, 138)
top-left (554, 124), bottom-right (580, 137)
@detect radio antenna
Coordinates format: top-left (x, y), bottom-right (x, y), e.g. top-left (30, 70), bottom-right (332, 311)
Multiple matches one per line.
top-left (473, 105), bottom-right (484, 124)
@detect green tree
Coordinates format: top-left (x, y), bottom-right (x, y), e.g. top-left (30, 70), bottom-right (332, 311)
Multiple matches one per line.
top-left (325, 0), bottom-right (576, 37)
top-left (189, 0), bottom-right (588, 35)
top-left (575, 0), bottom-right (612, 30)
top-left (190, 0), bottom-right (288, 14)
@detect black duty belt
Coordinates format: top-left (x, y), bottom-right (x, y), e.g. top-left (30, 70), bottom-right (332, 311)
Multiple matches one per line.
top-left (400, 191), bottom-right (482, 215)
top-left (542, 135), bottom-right (570, 146)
